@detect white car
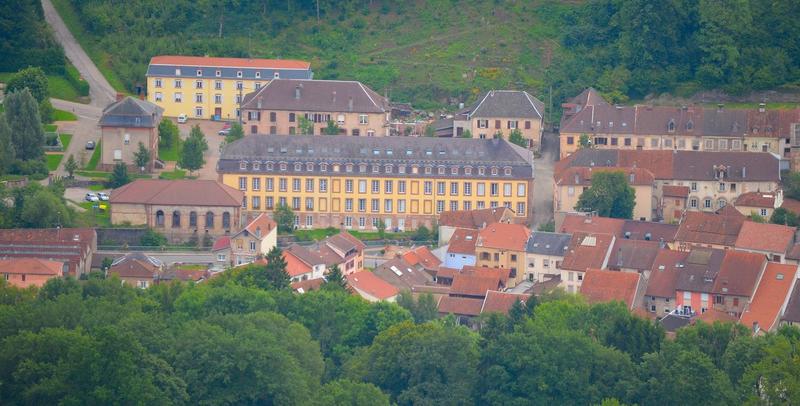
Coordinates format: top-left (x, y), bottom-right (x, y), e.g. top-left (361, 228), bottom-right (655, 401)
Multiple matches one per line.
top-left (85, 193), bottom-right (99, 202)
top-left (177, 114), bottom-right (188, 124)
top-left (97, 192), bottom-right (109, 201)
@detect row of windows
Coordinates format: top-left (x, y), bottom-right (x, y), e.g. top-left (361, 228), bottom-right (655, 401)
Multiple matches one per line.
top-left (154, 210), bottom-right (231, 229)
top-left (566, 135), bottom-right (772, 152)
top-left (153, 70), bottom-right (278, 87)
top-left (688, 197), bottom-right (727, 210)
top-left (154, 78), bottom-right (258, 91)
top-left (153, 92), bottom-right (243, 105)
top-left (237, 177), bottom-right (526, 197)
top-left (476, 119), bottom-right (533, 130)
top-left (236, 161), bottom-right (516, 177)
top-left (242, 195), bottom-right (526, 216)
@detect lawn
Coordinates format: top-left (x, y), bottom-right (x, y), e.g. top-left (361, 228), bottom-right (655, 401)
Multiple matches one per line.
top-left (88, 184), bottom-right (106, 191)
top-left (159, 169), bottom-right (189, 180)
top-left (0, 71), bottom-right (86, 104)
top-left (76, 201), bottom-right (111, 227)
top-left (44, 124), bottom-right (58, 132)
top-left (85, 141), bottom-right (101, 170)
top-left (158, 139), bottom-right (180, 162)
top-left (46, 154), bottom-right (64, 171)
top-left (59, 134), bottom-right (72, 150)
top-left (75, 170), bottom-right (109, 180)
top-left (53, 109), bottom-right (78, 121)
top-left (292, 227), bottom-right (414, 242)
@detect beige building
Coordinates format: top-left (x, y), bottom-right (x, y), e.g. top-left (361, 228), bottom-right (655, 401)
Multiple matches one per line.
top-left (554, 166), bottom-right (656, 221)
top-left (474, 222), bottom-right (531, 287)
top-left (451, 90), bottom-right (545, 151)
top-left (109, 180), bottom-right (244, 243)
top-left (99, 96), bottom-right (162, 171)
top-left (108, 252), bottom-right (163, 289)
top-left (559, 233), bottom-right (615, 294)
top-left (734, 190), bottom-right (783, 219)
top-left (240, 79), bottom-right (389, 136)
top-left (525, 231), bottom-right (571, 283)
top-left (229, 213), bottom-right (277, 266)
top-left (437, 206), bottom-right (514, 246)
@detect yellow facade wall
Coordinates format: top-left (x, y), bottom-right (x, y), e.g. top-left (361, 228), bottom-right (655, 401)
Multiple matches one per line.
top-left (147, 76), bottom-right (267, 120)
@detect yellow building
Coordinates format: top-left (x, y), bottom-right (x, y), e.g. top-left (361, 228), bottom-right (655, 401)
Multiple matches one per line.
top-left (145, 55), bottom-right (313, 120)
top-left (217, 135), bottom-right (535, 231)
top-left (554, 166), bottom-right (656, 221)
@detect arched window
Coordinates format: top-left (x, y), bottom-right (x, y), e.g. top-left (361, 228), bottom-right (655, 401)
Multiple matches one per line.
top-left (189, 211), bottom-right (197, 227)
top-left (222, 212), bottom-right (231, 229)
top-left (172, 211), bottom-right (181, 228)
top-left (686, 120), bottom-right (694, 131)
top-left (155, 210), bottom-right (165, 227)
top-left (668, 120), bottom-right (676, 132)
top-left (206, 211), bottom-right (215, 228)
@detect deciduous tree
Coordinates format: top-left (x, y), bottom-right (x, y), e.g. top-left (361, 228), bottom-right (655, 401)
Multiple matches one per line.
top-left (575, 171), bottom-right (636, 219)
top-left (274, 204), bottom-right (295, 233)
top-left (4, 89), bottom-right (44, 160)
top-left (133, 141), bottom-right (151, 170)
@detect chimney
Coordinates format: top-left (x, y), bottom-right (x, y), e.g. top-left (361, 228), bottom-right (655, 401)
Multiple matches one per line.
top-left (116, 93), bottom-right (125, 102)
top-left (742, 166), bottom-right (746, 178)
top-left (139, 93), bottom-right (145, 101)
top-left (295, 84), bottom-right (302, 99)
top-left (717, 103), bottom-right (724, 112)
top-left (257, 97), bottom-right (262, 109)
top-left (348, 97), bottom-right (354, 112)
top-left (759, 103), bottom-right (766, 113)
top-left (332, 91), bottom-right (336, 103)
top-left (459, 102), bottom-right (464, 109)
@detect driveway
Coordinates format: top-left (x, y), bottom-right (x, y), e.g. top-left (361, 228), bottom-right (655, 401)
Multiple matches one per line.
top-left (174, 119), bottom-right (229, 180)
top-left (41, 0), bottom-right (116, 108)
top-left (50, 99), bottom-right (102, 175)
top-left (532, 131), bottom-right (556, 228)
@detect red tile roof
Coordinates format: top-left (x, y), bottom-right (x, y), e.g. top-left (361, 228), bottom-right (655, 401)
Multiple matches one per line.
top-left (556, 166), bottom-right (655, 186)
top-left (646, 250), bottom-right (689, 298)
top-left (438, 296), bottom-right (484, 316)
top-left (242, 213), bottom-right (277, 239)
top-left (781, 198), bottom-right (800, 214)
top-left (476, 222), bottom-right (531, 251)
top-left (481, 291), bottom-right (531, 315)
top-left (402, 246), bottom-right (441, 271)
top-left (110, 254), bottom-right (161, 279)
top-left (695, 308), bottom-right (737, 324)
top-left (438, 207), bottom-right (514, 229)
top-left (291, 278), bottom-right (325, 293)
top-left (712, 250), bottom-right (766, 297)
top-left (559, 214), bottom-right (625, 237)
top-left (0, 258), bottom-right (62, 276)
top-left (211, 236), bottom-right (230, 251)
top-left (740, 263), bottom-right (798, 332)
top-left (346, 271), bottom-right (398, 300)
top-left (283, 249), bottom-right (315, 278)
top-left (450, 271), bottom-right (505, 297)
top-left (735, 221), bottom-right (795, 254)
top-left (462, 266), bottom-right (511, 286)
top-left (676, 210), bottom-right (746, 247)
top-left (560, 233), bottom-right (615, 272)
top-left (580, 269), bottom-right (640, 308)
top-left (149, 55), bottom-right (311, 70)
top-left (110, 180), bottom-right (243, 207)
top-left (447, 228), bottom-right (479, 255)
top-left (735, 192), bottom-right (777, 209)
top-left (663, 185), bottom-right (689, 198)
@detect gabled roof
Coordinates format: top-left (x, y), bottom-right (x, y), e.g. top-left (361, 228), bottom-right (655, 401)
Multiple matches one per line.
top-left (696, 308), bottom-right (737, 324)
top-left (447, 228), bottom-right (479, 255)
top-left (735, 221), bottom-right (795, 254)
top-left (556, 166), bottom-right (655, 186)
top-left (232, 213), bottom-right (277, 241)
top-left (740, 263), bottom-right (798, 332)
top-left (148, 55), bottom-right (311, 70)
top-left (109, 252), bottom-right (161, 279)
top-left (160, 268), bottom-right (208, 283)
top-left (100, 97), bottom-right (163, 128)
top-left (283, 246), bottom-right (318, 277)
top-left (735, 191), bottom-right (777, 208)
top-left (438, 207), bottom-right (513, 229)
top-left (559, 232), bottom-right (614, 272)
top-left (674, 248), bottom-right (725, 294)
top-left (110, 180), bottom-right (243, 207)
top-left (284, 244), bottom-right (325, 268)
top-left (476, 222), bottom-right (530, 252)
top-left (621, 220), bottom-right (679, 243)
top-left (450, 267), bottom-right (508, 297)
top-left (580, 269), bottom-right (640, 309)
top-left (438, 296), bottom-right (484, 316)
top-left (402, 246), bottom-right (441, 272)
top-left (291, 278), bottom-right (325, 293)
top-left (0, 258), bottom-right (62, 276)
top-left (346, 271), bottom-right (398, 300)
top-left (782, 280), bottom-right (800, 323)
top-left (314, 232), bottom-right (365, 267)
top-left (481, 291), bottom-right (531, 315)
top-left (464, 90), bottom-right (544, 120)
top-left (241, 79), bottom-right (388, 113)
top-left (646, 250), bottom-right (689, 298)
top-left (372, 257), bottom-right (433, 291)
top-left (559, 214), bottom-right (625, 237)
top-left (525, 231), bottom-right (572, 256)
top-left (712, 250), bottom-right (765, 297)
top-left (608, 239), bottom-right (661, 271)
top-left (211, 236), bottom-right (231, 252)
top-left (676, 210), bottom-right (746, 247)
top-left (663, 185), bottom-right (690, 198)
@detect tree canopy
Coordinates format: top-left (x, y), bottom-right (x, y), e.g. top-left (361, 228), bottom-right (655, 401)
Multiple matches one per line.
top-left (575, 171), bottom-right (636, 219)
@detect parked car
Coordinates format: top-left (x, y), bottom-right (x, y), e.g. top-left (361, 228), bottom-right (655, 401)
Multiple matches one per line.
top-left (218, 128), bottom-right (231, 136)
top-left (85, 193), bottom-right (99, 202)
top-left (85, 141), bottom-right (95, 150)
top-left (97, 192), bottom-right (109, 201)
top-left (177, 114), bottom-right (188, 124)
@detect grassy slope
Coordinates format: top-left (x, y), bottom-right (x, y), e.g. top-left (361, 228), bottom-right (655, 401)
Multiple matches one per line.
top-left (48, 0), bottom-right (571, 109)
top-left (0, 69), bottom-right (85, 103)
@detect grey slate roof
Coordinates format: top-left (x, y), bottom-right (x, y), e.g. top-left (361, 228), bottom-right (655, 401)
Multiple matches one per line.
top-left (465, 90), bottom-right (544, 120)
top-left (782, 279), bottom-right (800, 323)
top-left (526, 232), bottom-right (572, 256)
top-left (218, 135), bottom-right (535, 179)
top-left (100, 97), bottom-right (163, 128)
top-left (285, 244), bottom-right (325, 266)
top-left (674, 248), bottom-right (725, 293)
top-left (241, 79), bottom-right (388, 113)
top-left (672, 151), bottom-right (780, 182)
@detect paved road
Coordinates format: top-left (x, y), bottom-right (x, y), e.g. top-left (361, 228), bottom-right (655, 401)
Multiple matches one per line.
top-left (96, 250), bottom-right (217, 266)
top-left (41, 0), bottom-right (116, 108)
top-left (532, 132), bottom-right (556, 228)
top-left (50, 99), bottom-right (102, 175)
top-left (176, 119), bottom-right (228, 180)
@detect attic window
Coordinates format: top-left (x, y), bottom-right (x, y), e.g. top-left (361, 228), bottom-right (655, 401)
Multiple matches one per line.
top-left (504, 167), bottom-right (512, 176)
top-left (252, 162), bottom-right (260, 170)
top-left (668, 120), bottom-right (676, 133)
top-left (236, 71), bottom-right (243, 78)
top-left (274, 72), bottom-right (280, 79)
top-left (294, 163), bottom-right (302, 171)
top-left (320, 163), bottom-right (328, 172)
top-left (279, 163), bottom-right (287, 171)
top-left (491, 167), bottom-right (499, 176)
top-left (425, 166), bottom-right (432, 175)
top-left (465, 167), bottom-right (472, 175)
top-left (306, 162), bottom-right (314, 171)
top-left (687, 120), bottom-right (694, 130)
top-left (239, 161), bottom-right (247, 170)
top-left (196, 69), bottom-right (202, 76)
top-left (215, 70), bottom-right (221, 77)
top-left (266, 162), bottom-right (274, 170)
top-left (438, 166), bottom-right (445, 175)
top-left (451, 166), bottom-right (458, 175)
top-left (359, 164), bottom-right (367, 173)
top-left (346, 164), bottom-right (353, 173)
top-left (255, 71), bottom-right (261, 79)
top-left (406, 148), bottom-right (413, 155)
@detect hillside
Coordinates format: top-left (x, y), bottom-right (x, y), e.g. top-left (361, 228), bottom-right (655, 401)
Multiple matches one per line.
top-left (50, 0), bottom-right (800, 111)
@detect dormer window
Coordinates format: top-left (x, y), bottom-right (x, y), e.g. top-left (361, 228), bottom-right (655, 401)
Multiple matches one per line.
top-left (425, 166), bottom-right (432, 175)
top-left (346, 164), bottom-right (353, 173)
top-left (504, 167), bottom-right (512, 176)
top-left (274, 72), bottom-right (280, 79)
top-left (294, 163), bottom-right (302, 171)
top-left (253, 162), bottom-right (260, 171)
top-left (266, 162), bottom-right (273, 171)
top-left (465, 166), bottom-right (473, 175)
top-left (491, 167), bottom-right (499, 176)
top-left (398, 165), bottom-right (406, 174)
top-left (320, 163), bottom-right (328, 172)
top-left (255, 71), bottom-right (261, 79)
top-left (239, 161), bottom-right (247, 170)
top-left (668, 119), bottom-right (676, 133)
top-left (279, 162), bottom-right (287, 171)
top-left (687, 120), bottom-right (694, 131)
top-left (196, 69), bottom-right (203, 76)
top-left (478, 167), bottom-right (486, 176)
top-left (236, 71), bottom-right (243, 78)
top-left (438, 166), bottom-right (445, 175)
top-left (215, 70), bottom-right (221, 77)
top-left (359, 164), bottom-right (367, 173)
top-left (372, 165), bottom-right (380, 173)
top-left (451, 166), bottom-right (458, 175)
top-left (385, 164), bottom-right (393, 174)
top-left (175, 68), bottom-right (181, 76)
top-left (306, 162), bottom-right (314, 171)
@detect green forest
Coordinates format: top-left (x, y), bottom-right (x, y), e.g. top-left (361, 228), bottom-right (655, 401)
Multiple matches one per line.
top-left (1, 263), bottom-right (799, 405)
top-left (49, 0), bottom-right (800, 110)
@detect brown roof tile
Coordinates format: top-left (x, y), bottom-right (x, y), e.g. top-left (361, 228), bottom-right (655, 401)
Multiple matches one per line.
top-left (556, 166), bottom-right (655, 186)
top-left (110, 180), bottom-right (243, 207)
top-left (560, 232), bottom-right (615, 272)
top-left (242, 79), bottom-right (388, 113)
top-left (402, 246), bottom-right (441, 272)
top-left (735, 191), bottom-right (777, 209)
top-left (580, 269), bottom-right (640, 308)
top-left (0, 258), bottom-right (63, 276)
top-left (559, 214), bottom-right (625, 237)
top-left (291, 278), bottom-right (325, 293)
top-left (438, 296), bottom-right (484, 316)
top-left (621, 220), bottom-right (679, 242)
top-left (782, 280), bottom-right (800, 323)
top-left (735, 221), bottom-right (795, 254)
top-left (438, 207), bottom-right (513, 229)
top-left (241, 213), bottom-right (277, 239)
top-left (712, 250), bottom-right (766, 297)
top-left (675, 248), bottom-right (725, 293)
top-left (608, 239), bottom-right (661, 271)
top-left (663, 185), bottom-right (689, 198)
top-left (476, 222), bottom-right (530, 251)
top-left (781, 198), bottom-right (800, 214)
top-left (696, 308), bottom-right (738, 324)
top-left (347, 271), bottom-right (398, 300)
top-left (450, 271), bottom-right (505, 297)
top-left (481, 291), bottom-right (531, 315)
top-left (740, 263), bottom-right (797, 331)
top-left (646, 250), bottom-right (690, 298)
top-left (447, 229), bottom-right (479, 255)
top-left (676, 210), bottom-right (746, 247)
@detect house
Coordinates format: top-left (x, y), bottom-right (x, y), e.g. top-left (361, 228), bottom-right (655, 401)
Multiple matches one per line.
top-left (108, 252), bottom-right (163, 289)
top-left (346, 271), bottom-right (399, 302)
top-left (734, 191), bottom-right (783, 219)
top-left (780, 279), bottom-right (800, 327)
top-left (218, 135), bottom-right (534, 230)
top-left (437, 267), bottom-right (510, 327)
top-left (711, 250), bottom-right (767, 318)
top-left (434, 266), bottom-right (459, 286)
top-left (662, 185), bottom-right (689, 223)
top-left (558, 213), bottom-right (625, 237)
top-left (580, 269), bottom-right (642, 310)
top-left (524, 231), bottom-right (571, 283)
top-left (621, 220), bottom-right (679, 244)
top-left (734, 221), bottom-right (795, 262)
top-left (554, 166), bottom-right (656, 221)
top-left (645, 249), bottom-right (689, 315)
top-left (159, 268), bottom-right (210, 283)
top-left (372, 256), bottom-right (433, 292)
top-left (283, 244), bottom-right (326, 283)
top-left (110, 180), bottom-right (243, 242)
top-left (312, 232), bottom-right (365, 275)
top-left (99, 96), bottom-right (162, 171)
top-left (211, 236), bottom-right (231, 266)
top-left (675, 209), bottom-right (746, 251)
top-left (229, 213), bottom-right (277, 266)
top-left (559, 232), bottom-right (615, 293)
top-left (145, 55), bottom-right (313, 120)
top-left (241, 79), bottom-right (389, 136)
top-left (0, 228), bottom-right (96, 278)
top-left (475, 222), bottom-right (531, 287)
top-left (674, 248), bottom-right (726, 316)
top-left (0, 258), bottom-right (64, 288)
top-left (291, 278), bottom-right (325, 294)
top-left (438, 206), bottom-right (514, 245)
top-left (401, 246), bottom-right (442, 278)
top-left (559, 89), bottom-right (798, 164)
top-left (607, 238), bottom-right (662, 273)
top-left (444, 228), bottom-right (478, 270)
top-left (452, 90), bottom-right (545, 151)
top-left (480, 291), bottom-right (532, 315)
top-left (740, 263), bottom-right (798, 334)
